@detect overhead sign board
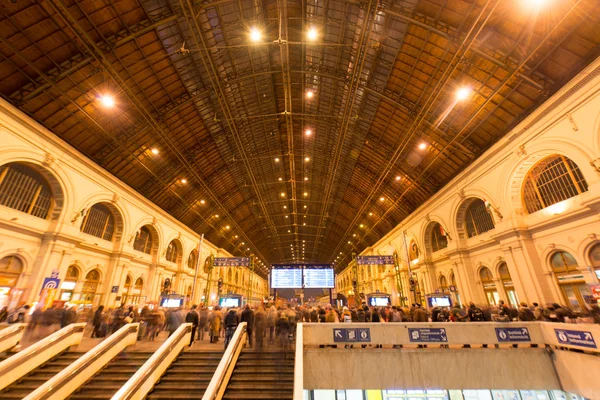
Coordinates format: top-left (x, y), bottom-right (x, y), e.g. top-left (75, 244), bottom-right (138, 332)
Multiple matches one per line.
top-left (333, 328), bottom-right (371, 343)
top-left (271, 266), bottom-right (302, 289)
top-left (555, 329), bottom-right (597, 349)
top-left (270, 264), bottom-right (335, 289)
top-left (495, 327), bottom-right (531, 342)
top-left (304, 266), bottom-right (335, 289)
top-left (213, 257), bottom-right (250, 267)
top-left (408, 328), bottom-right (447, 343)
top-left (356, 255), bottom-right (394, 265)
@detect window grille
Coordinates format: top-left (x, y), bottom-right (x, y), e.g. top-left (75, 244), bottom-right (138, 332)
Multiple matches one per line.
top-left (430, 222), bottom-right (448, 252)
top-left (550, 251), bottom-right (579, 273)
top-left (465, 199), bottom-right (495, 238)
top-left (81, 203), bottom-right (115, 241)
top-left (86, 269), bottom-right (100, 281)
top-left (133, 226), bottom-right (153, 254)
top-left (479, 267), bottom-right (494, 283)
top-left (0, 163), bottom-right (53, 219)
top-left (523, 155), bottom-right (588, 214)
top-left (166, 241), bottom-right (179, 263)
top-left (188, 250), bottom-right (197, 269)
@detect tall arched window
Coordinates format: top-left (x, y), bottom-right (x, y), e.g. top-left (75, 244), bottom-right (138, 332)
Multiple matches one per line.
top-left (133, 226), bottom-right (154, 254)
top-left (60, 265), bottom-right (79, 302)
top-left (498, 263), bottom-right (518, 307)
top-left (449, 272), bottom-right (461, 306)
top-left (523, 155), bottom-right (588, 214)
top-left (439, 275), bottom-right (448, 291)
top-left (82, 269), bottom-right (101, 304)
top-left (166, 240), bottom-right (179, 263)
top-left (430, 222), bottom-right (448, 252)
top-left (0, 256), bottom-right (24, 309)
top-left (0, 163), bottom-right (54, 219)
top-left (479, 267), bottom-right (498, 305)
top-left (81, 203), bottom-right (115, 241)
top-left (550, 251), bottom-right (589, 312)
top-left (203, 257), bottom-right (210, 273)
top-left (465, 199), bottom-right (495, 238)
top-left (187, 250), bottom-right (198, 269)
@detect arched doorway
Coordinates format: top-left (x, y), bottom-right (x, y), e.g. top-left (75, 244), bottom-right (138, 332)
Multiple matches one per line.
top-left (60, 265), bottom-right (79, 302)
top-left (122, 275), bottom-right (133, 305)
top-left (590, 243), bottom-right (600, 280)
top-left (480, 267), bottom-right (498, 305)
top-left (81, 269), bottom-right (101, 306)
top-left (0, 256), bottom-right (24, 309)
top-left (550, 251), bottom-right (589, 312)
top-left (498, 263), bottom-right (518, 307)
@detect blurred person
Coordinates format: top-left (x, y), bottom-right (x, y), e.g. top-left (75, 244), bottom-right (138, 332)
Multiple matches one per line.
top-left (255, 306), bottom-right (267, 348)
top-left (91, 306), bottom-right (105, 338)
top-left (61, 306), bottom-right (77, 328)
top-left (185, 305), bottom-right (199, 347)
top-left (518, 302), bottom-right (535, 321)
top-left (590, 304), bottom-right (600, 324)
top-left (224, 307), bottom-right (240, 349)
top-left (341, 306), bottom-right (352, 323)
top-left (437, 307), bottom-right (450, 322)
top-left (276, 311), bottom-right (291, 351)
top-left (168, 307), bottom-right (185, 336)
top-left (413, 304), bottom-right (428, 322)
top-left (241, 305), bottom-right (255, 347)
top-left (198, 306), bottom-right (209, 340)
top-left (267, 306), bottom-right (277, 341)
top-left (467, 302), bottom-right (485, 322)
top-left (317, 307), bottom-right (327, 323)
top-left (310, 307), bottom-right (318, 322)
top-left (209, 305), bottom-right (223, 343)
top-left (532, 302), bottom-right (544, 321)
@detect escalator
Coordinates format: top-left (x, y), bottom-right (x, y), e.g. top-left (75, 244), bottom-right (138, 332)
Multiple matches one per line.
top-left (68, 351), bottom-right (153, 399)
top-left (0, 351), bottom-right (83, 399)
top-left (146, 350), bottom-right (223, 399)
top-left (223, 350), bottom-right (294, 400)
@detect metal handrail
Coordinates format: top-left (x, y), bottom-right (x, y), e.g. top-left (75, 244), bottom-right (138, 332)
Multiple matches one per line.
top-left (112, 323), bottom-right (193, 400)
top-left (27, 323), bottom-right (139, 399)
top-left (0, 323), bottom-right (26, 341)
top-left (0, 323), bottom-right (85, 377)
top-left (202, 322), bottom-right (247, 400)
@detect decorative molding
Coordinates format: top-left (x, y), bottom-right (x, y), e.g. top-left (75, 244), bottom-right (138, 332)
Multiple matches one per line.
top-left (111, 193), bottom-right (120, 203)
top-left (591, 158), bottom-right (600, 174)
top-left (43, 152), bottom-right (55, 167)
top-left (514, 144), bottom-right (527, 157)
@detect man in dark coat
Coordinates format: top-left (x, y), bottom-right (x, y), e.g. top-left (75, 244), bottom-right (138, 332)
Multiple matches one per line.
top-left (241, 305), bottom-right (255, 347)
top-left (185, 305), bottom-right (199, 347)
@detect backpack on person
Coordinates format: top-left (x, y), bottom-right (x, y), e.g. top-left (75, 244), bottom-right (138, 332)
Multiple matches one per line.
top-left (470, 307), bottom-right (485, 322)
top-left (357, 309), bottom-right (365, 322)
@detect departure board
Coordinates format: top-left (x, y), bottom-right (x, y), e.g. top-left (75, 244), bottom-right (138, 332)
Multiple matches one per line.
top-left (270, 268), bottom-right (303, 288)
top-left (304, 268), bottom-right (335, 288)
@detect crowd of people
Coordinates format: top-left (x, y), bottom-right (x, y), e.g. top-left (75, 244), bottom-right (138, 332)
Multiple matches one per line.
top-left (1, 298), bottom-right (598, 348)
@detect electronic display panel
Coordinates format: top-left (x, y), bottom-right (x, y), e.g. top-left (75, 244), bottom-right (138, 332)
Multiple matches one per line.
top-left (219, 297), bottom-right (241, 308)
top-left (303, 268), bottom-right (335, 288)
top-left (270, 267), bottom-right (303, 288)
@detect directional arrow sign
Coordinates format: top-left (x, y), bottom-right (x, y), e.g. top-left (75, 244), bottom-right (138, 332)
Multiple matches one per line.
top-left (555, 329), bottom-right (597, 349)
top-left (333, 329), bottom-right (346, 342)
top-left (495, 327), bottom-right (531, 342)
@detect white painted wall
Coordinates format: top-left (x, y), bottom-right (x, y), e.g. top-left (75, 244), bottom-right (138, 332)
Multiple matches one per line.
top-left (0, 100), bottom-right (268, 309)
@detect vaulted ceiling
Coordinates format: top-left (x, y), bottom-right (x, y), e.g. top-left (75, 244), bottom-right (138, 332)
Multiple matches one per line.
top-left (1, 0), bottom-right (599, 276)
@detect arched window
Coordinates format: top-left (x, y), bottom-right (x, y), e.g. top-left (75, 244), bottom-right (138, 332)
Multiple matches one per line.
top-left (0, 163), bottom-right (54, 219)
top-left (124, 275), bottom-right (132, 292)
top-left (135, 278), bottom-right (143, 291)
top-left (590, 243), bottom-right (600, 280)
top-left (479, 267), bottom-right (498, 305)
top-left (81, 203), bottom-right (115, 241)
top-left (465, 199), bottom-right (495, 238)
top-left (82, 269), bottom-right (101, 303)
top-left (523, 155), bottom-right (588, 214)
top-left (550, 251), bottom-right (589, 312)
top-left (187, 250), bottom-right (198, 269)
top-left (439, 275), bottom-right (448, 291)
top-left (430, 222), bottom-right (448, 252)
top-left (203, 257), bottom-right (210, 273)
top-left (498, 263), bottom-right (518, 307)
top-left (66, 265), bottom-right (79, 281)
top-left (227, 268), bottom-right (233, 283)
top-left (166, 240), bottom-right (179, 263)
top-left (0, 256), bottom-right (24, 308)
top-left (60, 265), bottom-right (79, 302)
top-left (133, 226), bottom-right (154, 254)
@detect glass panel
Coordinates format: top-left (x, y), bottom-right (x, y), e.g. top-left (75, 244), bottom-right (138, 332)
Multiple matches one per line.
top-left (491, 390), bottom-right (520, 400)
top-left (463, 391), bottom-right (492, 400)
top-left (313, 390), bottom-right (336, 400)
top-left (506, 290), bottom-right (519, 308)
top-left (590, 244), bottom-right (600, 267)
top-left (465, 199), bottom-right (495, 238)
top-left (561, 285), bottom-right (582, 312)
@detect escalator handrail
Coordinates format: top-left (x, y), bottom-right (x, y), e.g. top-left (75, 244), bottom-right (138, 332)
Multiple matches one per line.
top-left (202, 322), bottom-right (247, 400)
top-left (0, 323), bottom-right (27, 341)
top-left (111, 323), bottom-right (193, 400)
top-left (0, 322), bottom-right (86, 377)
top-left (24, 323), bottom-right (139, 400)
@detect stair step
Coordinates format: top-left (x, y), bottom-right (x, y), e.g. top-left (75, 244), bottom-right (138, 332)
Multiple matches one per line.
top-left (227, 383), bottom-right (293, 390)
top-left (150, 383), bottom-right (209, 390)
top-left (223, 392), bottom-right (292, 400)
top-left (147, 393), bottom-right (207, 399)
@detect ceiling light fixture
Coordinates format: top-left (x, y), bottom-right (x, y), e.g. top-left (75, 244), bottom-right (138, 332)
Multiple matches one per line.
top-left (307, 27), bottom-right (318, 41)
top-left (379, 197), bottom-right (385, 202)
top-left (304, 177), bottom-right (308, 181)
top-left (305, 129), bottom-right (312, 136)
top-left (418, 142), bottom-right (428, 150)
top-left (180, 179), bottom-right (187, 184)
top-left (305, 157), bottom-right (310, 162)
top-left (278, 177), bottom-right (283, 181)
top-left (303, 192), bottom-right (308, 196)
top-left (275, 157), bottom-right (280, 162)
top-left (280, 192), bottom-right (286, 197)
top-left (395, 175), bottom-right (401, 181)
top-left (151, 148), bottom-right (159, 155)
top-left (249, 27), bottom-right (262, 42)
top-left (98, 94), bottom-right (115, 108)
top-left (455, 86), bottom-right (472, 101)
top-left (200, 199), bottom-right (205, 205)
top-left (305, 90), bottom-right (314, 99)
top-left (368, 212), bottom-right (373, 216)
top-left (214, 214), bottom-right (219, 218)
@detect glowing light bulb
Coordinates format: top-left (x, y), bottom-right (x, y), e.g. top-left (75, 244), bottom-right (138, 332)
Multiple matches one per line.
top-left (305, 129), bottom-right (312, 136)
top-left (99, 94), bottom-right (115, 108)
top-left (306, 91), bottom-right (314, 99)
top-left (249, 27), bottom-right (262, 42)
top-left (307, 27), bottom-right (318, 41)
top-left (455, 86), bottom-right (472, 101)
top-left (180, 179), bottom-right (187, 184)
top-left (151, 148), bottom-right (159, 155)
top-left (418, 142), bottom-right (428, 150)
top-left (379, 197), bottom-right (385, 202)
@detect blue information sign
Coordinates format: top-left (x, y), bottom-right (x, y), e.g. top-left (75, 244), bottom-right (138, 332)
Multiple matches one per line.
top-left (495, 327), bottom-right (531, 342)
top-left (356, 255), bottom-right (394, 265)
top-left (213, 257), bottom-right (250, 267)
top-left (555, 329), bottom-right (597, 348)
top-left (333, 328), bottom-right (371, 343)
top-left (111, 286), bottom-right (119, 293)
top-left (408, 328), bottom-right (447, 342)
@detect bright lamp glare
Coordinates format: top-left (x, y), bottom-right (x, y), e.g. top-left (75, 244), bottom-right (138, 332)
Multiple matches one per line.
top-left (249, 28), bottom-right (262, 42)
top-left (306, 91), bottom-right (314, 99)
top-left (307, 27), bottom-right (318, 41)
top-left (99, 95), bottom-right (115, 108)
top-left (418, 142), bottom-right (428, 150)
top-left (305, 129), bottom-right (312, 136)
top-left (455, 87), bottom-right (472, 101)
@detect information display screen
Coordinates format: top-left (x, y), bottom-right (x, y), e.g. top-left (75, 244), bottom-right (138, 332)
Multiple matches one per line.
top-left (303, 268), bottom-right (335, 288)
top-left (427, 296), bottom-right (452, 308)
top-left (160, 298), bottom-right (183, 308)
top-left (219, 297), bottom-right (241, 308)
top-left (368, 296), bottom-right (390, 307)
top-left (271, 268), bottom-right (303, 288)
